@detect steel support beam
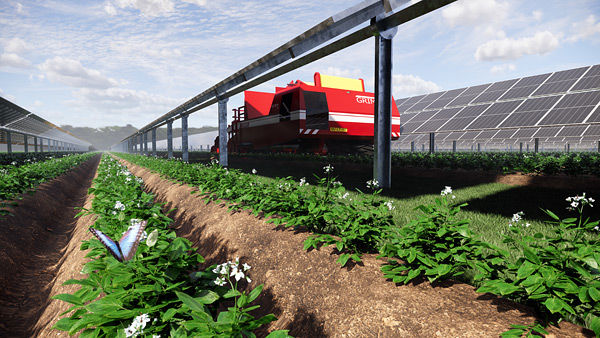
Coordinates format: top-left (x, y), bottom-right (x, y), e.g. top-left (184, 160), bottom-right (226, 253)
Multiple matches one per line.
top-left (152, 128), bottom-right (157, 156)
top-left (410, 141), bottom-right (414, 152)
top-left (6, 131), bottom-right (11, 154)
top-left (534, 138), bottom-right (539, 153)
top-left (34, 137), bottom-right (38, 153)
top-left (452, 140), bottom-right (457, 153)
top-left (167, 120), bottom-right (173, 159)
top-left (373, 17), bottom-right (396, 189)
top-left (182, 115), bottom-right (189, 162)
top-left (143, 133), bottom-right (148, 155)
top-left (218, 98), bottom-right (229, 167)
top-left (477, 143), bottom-right (481, 152)
top-left (429, 132), bottom-right (435, 154)
top-left (23, 134), bottom-right (28, 153)
top-left (39, 138), bottom-right (44, 153)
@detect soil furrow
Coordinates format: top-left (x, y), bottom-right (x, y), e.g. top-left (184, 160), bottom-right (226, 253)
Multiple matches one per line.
top-left (119, 158), bottom-right (593, 338)
top-left (0, 154), bottom-right (101, 337)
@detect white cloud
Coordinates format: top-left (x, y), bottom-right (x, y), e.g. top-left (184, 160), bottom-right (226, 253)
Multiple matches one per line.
top-left (490, 63), bottom-right (516, 74)
top-left (113, 0), bottom-right (174, 17)
top-left (104, 2), bottom-right (117, 15)
top-left (392, 74), bottom-right (441, 98)
top-left (39, 56), bottom-right (120, 89)
top-left (532, 10), bottom-right (543, 21)
top-left (4, 38), bottom-right (30, 54)
top-left (567, 15), bottom-right (600, 42)
top-left (34, 100), bottom-right (43, 107)
top-left (0, 53), bottom-right (32, 68)
top-left (475, 31), bottom-right (559, 61)
top-left (15, 3), bottom-right (24, 14)
top-left (181, 0), bottom-right (207, 6)
top-left (442, 0), bottom-right (509, 27)
top-left (71, 87), bottom-right (180, 114)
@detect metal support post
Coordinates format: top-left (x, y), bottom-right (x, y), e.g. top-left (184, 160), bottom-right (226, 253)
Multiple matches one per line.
top-left (526, 144), bottom-right (529, 152)
top-left (34, 137), bottom-right (38, 153)
top-left (6, 131), bottom-right (12, 154)
top-left (143, 133), bottom-right (148, 155)
top-left (40, 138), bottom-right (44, 153)
top-left (519, 142), bottom-right (523, 153)
top-left (534, 138), bottom-right (539, 153)
top-left (410, 141), bottom-right (414, 152)
top-left (598, 140), bottom-right (600, 153)
top-left (24, 134), bottom-right (28, 153)
top-left (167, 120), bottom-right (173, 159)
top-left (429, 132), bottom-right (435, 154)
top-left (452, 140), bottom-right (457, 153)
top-left (182, 114), bottom-right (189, 162)
top-left (477, 143), bottom-right (481, 152)
top-left (151, 128), bottom-right (157, 156)
top-left (373, 16), bottom-right (396, 189)
top-left (567, 143), bottom-right (570, 153)
top-left (218, 98), bottom-right (229, 167)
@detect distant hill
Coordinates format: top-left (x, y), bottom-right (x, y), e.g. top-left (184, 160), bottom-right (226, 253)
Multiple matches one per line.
top-left (60, 124), bottom-right (218, 150)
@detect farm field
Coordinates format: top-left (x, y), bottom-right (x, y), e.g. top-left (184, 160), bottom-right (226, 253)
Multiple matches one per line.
top-left (115, 152), bottom-right (599, 336)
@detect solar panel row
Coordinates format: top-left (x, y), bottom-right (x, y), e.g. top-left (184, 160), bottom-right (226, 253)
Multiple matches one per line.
top-left (395, 64), bottom-right (600, 146)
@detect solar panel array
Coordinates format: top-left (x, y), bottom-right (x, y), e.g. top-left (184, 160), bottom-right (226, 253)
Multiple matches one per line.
top-left (0, 96), bottom-right (91, 151)
top-left (395, 64), bottom-right (600, 151)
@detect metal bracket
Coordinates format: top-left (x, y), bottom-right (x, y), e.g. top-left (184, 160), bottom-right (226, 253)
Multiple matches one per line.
top-left (374, 13), bottom-right (398, 39)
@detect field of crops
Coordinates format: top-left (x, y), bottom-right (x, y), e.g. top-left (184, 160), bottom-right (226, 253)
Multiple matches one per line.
top-left (115, 152), bottom-right (600, 336)
top-left (0, 150), bottom-right (599, 337)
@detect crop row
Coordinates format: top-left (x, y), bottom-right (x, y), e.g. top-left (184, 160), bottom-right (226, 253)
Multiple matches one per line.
top-left (53, 155), bottom-right (290, 337)
top-left (232, 151), bottom-right (600, 176)
top-left (0, 151), bottom-right (86, 166)
top-left (0, 152), bottom-right (97, 215)
top-left (116, 153), bottom-right (600, 336)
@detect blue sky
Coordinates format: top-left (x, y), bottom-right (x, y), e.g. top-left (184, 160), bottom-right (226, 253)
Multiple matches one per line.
top-left (0, 0), bottom-right (599, 129)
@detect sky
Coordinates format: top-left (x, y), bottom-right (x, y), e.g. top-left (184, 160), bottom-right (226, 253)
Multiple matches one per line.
top-left (0, 0), bottom-right (599, 130)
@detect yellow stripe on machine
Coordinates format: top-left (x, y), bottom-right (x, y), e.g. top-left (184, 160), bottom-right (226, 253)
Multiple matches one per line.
top-left (318, 74), bottom-right (364, 92)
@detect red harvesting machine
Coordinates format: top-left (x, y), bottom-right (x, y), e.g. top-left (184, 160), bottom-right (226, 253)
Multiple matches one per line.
top-left (215, 72), bottom-right (401, 155)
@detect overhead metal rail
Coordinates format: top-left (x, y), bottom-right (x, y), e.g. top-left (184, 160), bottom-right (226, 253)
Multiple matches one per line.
top-left (0, 96), bottom-right (91, 153)
top-left (116, 0), bottom-right (458, 187)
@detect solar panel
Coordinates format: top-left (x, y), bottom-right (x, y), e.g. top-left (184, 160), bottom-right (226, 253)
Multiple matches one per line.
top-left (472, 79), bottom-right (519, 104)
top-left (400, 111), bottom-right (419, 123)
top-left (499, 96), bottom-right (561, 128)
top-left (426, 88), bottom-right (467, 109)
top-left (401, 121), bottom-right (425, 134)
top-left (492, 129), bottom-right (517, 139)
top-left (534, 127), bottom-right (561, 138)
top-left (584, 124), bottom-right (600, 136)
top-left (475, 130), bottom-right (498, 139)
top-left (513, 128), bottom-right (538, 138)
top-left (532, 66), bottom-right (588, 96)
top-left (447, 84), bottom-right (491, 107)
top-left (572, 65), bottom-right (600, 91)
top-left (407, 109), bottom-right (440, 123)
top-left (397, 94), bottom-right (426, 112)
top-left (407, 92), bottom-right (446, 112)
top-left (499, 73), bottom-right (551, 100)
top-left (557, 125), bottom-right (588, 137)
top-left (459, 130), bottom-right (481, 140)
top-left (539, 91), bottom-right (600, 125)
top-left (414, 119), bottom-right (448, 133)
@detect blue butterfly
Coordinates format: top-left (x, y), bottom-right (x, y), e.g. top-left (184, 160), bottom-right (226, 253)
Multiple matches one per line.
top-left (89, 220), bottom-right (147, 262)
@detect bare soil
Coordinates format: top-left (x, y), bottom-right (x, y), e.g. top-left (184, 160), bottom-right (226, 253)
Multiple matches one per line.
top-left (120, 159), bottom-right (594, 338)
top-left (0, 154), bottom-right (100, 337)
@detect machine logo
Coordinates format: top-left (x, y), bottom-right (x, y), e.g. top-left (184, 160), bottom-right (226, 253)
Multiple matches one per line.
top-left (355, 95), bottom-right (374, 104)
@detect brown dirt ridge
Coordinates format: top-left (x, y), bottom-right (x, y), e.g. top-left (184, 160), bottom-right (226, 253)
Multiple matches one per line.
top-left (0, 154), bottom-right (101, 337)
top-left (120, 159), bottom-right (594, 338)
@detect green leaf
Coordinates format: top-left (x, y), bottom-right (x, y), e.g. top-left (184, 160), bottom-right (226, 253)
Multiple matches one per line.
top-left (248, 284), bottom-right (263, 303)
top-left (265, 330), bottom-right (293, 338)
top-left (589, 287), bottom-right (600, 302)
top-left (543, 297), bottom-right (563, 313)
top-left (53, 293), bottom-right (83, 305)
top-left (522, 247), bottom-right (541, 265)
top-left (175, 291), bottom-right (209, 314)
top-left (516, 260), bottom-right (537, 280)
top-left (53, 317), bottom-right (78, 331)
top-left (195, 290), bottom-right (220, 304)
top-left (336, 253), bottom-right (350, 267)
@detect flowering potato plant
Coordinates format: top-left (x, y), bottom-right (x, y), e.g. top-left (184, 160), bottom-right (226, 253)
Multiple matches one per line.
top-left (477, 194), bottom-right (600, 336)
top-left (378, 186), bottom-right (506, 284)
top-left (0, 152), bottom-right (96, 215)
top-left (53, 155), bottom-right (286, 337)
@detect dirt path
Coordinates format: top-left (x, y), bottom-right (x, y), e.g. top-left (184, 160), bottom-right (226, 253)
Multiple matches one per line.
top-left (120, 159), bottom-right (593, 338)
top-left (0, 154), bottom-right (100, 337)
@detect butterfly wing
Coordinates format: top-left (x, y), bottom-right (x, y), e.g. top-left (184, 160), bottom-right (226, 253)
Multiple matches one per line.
top-left (89, 228), bottom-right (124, 262)
top-left (118, 220), bottom-right (147, 261)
